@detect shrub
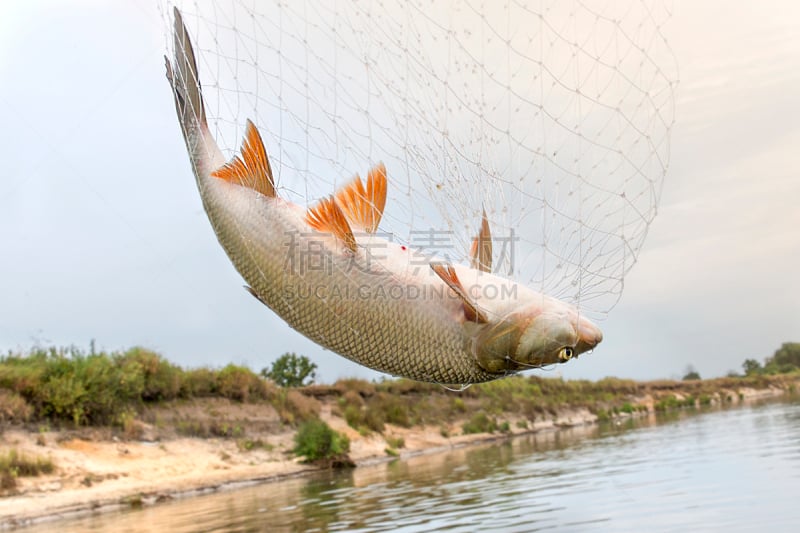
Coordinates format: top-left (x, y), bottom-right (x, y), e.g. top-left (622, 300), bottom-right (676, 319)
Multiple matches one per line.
top-left (372, 393), bottom-right (410, 428)
top-left (181, 367), bottom-right (218, 397)
top-left (462, 411), bottom-right (497, 434)
top-left (270, 388), bottom-right (320, 425)
top-left (37, 352), bottom-right (144, 425)
top-left (217, 364), bottom-right (268, 402)
top-left (118, 348), bottom-right (181, 401)
top-left (293, 418), bottom-right (350, 463)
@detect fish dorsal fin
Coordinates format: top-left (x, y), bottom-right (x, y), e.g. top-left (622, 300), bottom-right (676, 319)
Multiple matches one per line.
top-left (211, 119), bottom-right (276, 198)
top-left (333, 163), bottom-right (387, 233)
top-left (469, 210), bottom-right (492, 273)
top-left (431, 263), bottom-right (488, 324)
top-left (306, 196), bottom-right (358, 253)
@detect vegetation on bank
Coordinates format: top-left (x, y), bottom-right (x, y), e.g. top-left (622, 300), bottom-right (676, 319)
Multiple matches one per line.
top-left (1, 344), bottom-right (798, 464)
top-left (293, 418), bottom-right (351, 466)
top-left (0, 346), bottom-right (317, 427)
top-left (1, 449), bottom-right (54, 491)
top-left (741, 342), bottom-right (800, 376)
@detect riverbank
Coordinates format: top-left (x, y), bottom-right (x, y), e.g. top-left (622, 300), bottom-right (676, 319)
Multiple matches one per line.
top-left (1, 374), bottom-right (797, 529)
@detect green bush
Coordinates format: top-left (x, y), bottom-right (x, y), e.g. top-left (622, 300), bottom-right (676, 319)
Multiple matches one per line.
top-left (118, 348), bottom-right (181, 401)
top-left (293, 418), bottom-right (350, 462)
top-left (217, 364), bottom-right (268, 402)
top-left (462, 411), bottom-right (497, 434)
top-left (181, 367), bottom-right (218, 397)
top-left (372, 393), bottom-right (410, 428)
top-left (33, 350), bottom-right (145, 425)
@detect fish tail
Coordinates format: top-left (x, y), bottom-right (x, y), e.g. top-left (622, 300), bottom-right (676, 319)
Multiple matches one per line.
top-left (165, 7), bottom-right (222, 178)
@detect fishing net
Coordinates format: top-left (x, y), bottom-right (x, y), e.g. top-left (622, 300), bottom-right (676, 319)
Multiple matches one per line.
top-left (161, 0), bottom-right (676, 319)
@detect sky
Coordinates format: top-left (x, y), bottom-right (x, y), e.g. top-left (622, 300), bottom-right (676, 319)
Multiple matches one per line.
top-left (1, 0), bottom-right (798, 383)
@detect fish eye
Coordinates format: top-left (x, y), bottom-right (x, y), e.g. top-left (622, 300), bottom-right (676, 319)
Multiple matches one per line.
top-left (558, 347), bottom-right (574, 362)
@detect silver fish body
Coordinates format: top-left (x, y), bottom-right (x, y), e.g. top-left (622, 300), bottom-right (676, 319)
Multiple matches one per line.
top-left (165, 8), bottom-right (602, 384)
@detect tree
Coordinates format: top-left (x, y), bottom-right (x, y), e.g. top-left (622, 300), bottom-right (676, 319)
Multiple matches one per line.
top-left (764, 342), bottom-right (800, 374)
top-left (682, 365), bottom-right (701, 381)
top-left (742, 358), bottom-right (762, 376)
top-left (262, 353), bottom-right (317, 387)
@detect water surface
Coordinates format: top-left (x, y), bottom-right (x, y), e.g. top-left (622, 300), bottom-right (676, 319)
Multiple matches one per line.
top-left (24, 399), bottom-right (800, 532)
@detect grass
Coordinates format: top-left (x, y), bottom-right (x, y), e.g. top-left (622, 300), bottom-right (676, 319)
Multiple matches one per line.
top-left (0, 449), bottom-right (55, 491)
top-left (385, 435), bottom-right (405, 449)
top-left (237, 438), bottom-right (273, 452)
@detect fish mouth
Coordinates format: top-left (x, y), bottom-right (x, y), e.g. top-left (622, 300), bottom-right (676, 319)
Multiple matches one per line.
top-left (574, 318), bottom-right (603, 355)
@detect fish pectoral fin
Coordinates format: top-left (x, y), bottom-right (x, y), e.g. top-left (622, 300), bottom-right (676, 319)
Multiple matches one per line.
top-left (306, 196), bottom-right (358, 253)
top-left (333, 162), bottom-right (387, 233)
top-left (244, 285), bottom-right (268, 307)
top-left (431, 263), bottom-right (488, 324)
top-left (211, 119), bottom-right (276, 198)
top-left (469, 209), bottom-right (492, 273)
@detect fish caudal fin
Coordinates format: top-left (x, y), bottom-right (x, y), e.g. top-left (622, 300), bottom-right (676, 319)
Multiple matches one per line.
top-left (306, 197), bottom-right (358, 253)
top-left (165, 8), bottom-right (207, 137)
top-left (431, 263), bottom-right (488, 324)
top-left (211, 120), bottom-right (276, 198)
top-left (334, 163), bottom-right (387, 233)
top-left (165, 8), bottom-right (224, 178)
top-left (469, 210), bottom-right (492, 273)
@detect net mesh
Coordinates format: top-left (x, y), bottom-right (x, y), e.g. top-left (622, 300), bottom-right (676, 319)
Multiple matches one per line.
top-left (162, 0), bottom-right (676, 318)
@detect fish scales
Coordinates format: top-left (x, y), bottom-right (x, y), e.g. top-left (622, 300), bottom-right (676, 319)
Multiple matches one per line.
top-left (203, 182), bottom-right (499, 383)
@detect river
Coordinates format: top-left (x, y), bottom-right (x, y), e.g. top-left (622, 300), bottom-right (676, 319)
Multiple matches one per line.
top-left (21, 398), bottom-right (800, 532)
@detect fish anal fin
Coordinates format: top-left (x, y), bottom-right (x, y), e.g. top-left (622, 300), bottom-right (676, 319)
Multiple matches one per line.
top-left (469, 210), bottom-right (492, 273)
top-left (306, 196), bottom-right (358, 253)
top-left (431, 263), bottom-right (488, 324)
top-left (211, 119), bottom-right (276, 198)
top-left (334, 162), bottom-right (387, 233)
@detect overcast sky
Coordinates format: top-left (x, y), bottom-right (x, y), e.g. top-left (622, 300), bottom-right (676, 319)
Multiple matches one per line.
top-left (1, 0), bottom-right (798, 383)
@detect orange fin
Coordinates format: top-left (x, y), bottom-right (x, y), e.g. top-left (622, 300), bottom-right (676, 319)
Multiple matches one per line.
top-left (431, 263), bottom-right (488, 324)
top-left (469, 210), bottom-right (492, 273)
top-left (211, 119), bottom-right (275, 198)
top-left (333, 162), bottom-right (387, 233)
top-left (306, 196), bottom-right (357, 253)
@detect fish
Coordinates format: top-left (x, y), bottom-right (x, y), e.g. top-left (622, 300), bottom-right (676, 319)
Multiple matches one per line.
top-left (164, 8), bottom-right (602, 385)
